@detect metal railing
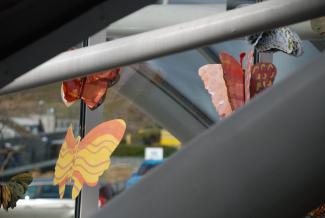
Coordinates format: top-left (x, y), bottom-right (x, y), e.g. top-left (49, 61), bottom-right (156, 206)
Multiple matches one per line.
top-left (0, 0), bottom-right (324, 95)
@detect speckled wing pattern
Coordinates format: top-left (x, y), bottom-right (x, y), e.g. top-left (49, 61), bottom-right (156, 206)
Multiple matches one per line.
top-left (250, 63), bottom-right (277, 97)
top-left (53, 119), bottom-right (126, 199)
top-left (198, 64), bottom-right (233, 118)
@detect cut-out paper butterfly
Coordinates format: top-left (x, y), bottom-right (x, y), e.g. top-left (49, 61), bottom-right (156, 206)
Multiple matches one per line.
top-left (247, 27), bottom-right (303, 56)
top-left (199, 51), bottom-right (276, 119)
top-left (53, 119), bottom-right (126, 199)
top-left (0, 173), bottom-right (33, 211)
top-left (61, 68), bottom-right (121, 110)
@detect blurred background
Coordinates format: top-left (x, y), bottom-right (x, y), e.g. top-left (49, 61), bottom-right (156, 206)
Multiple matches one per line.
top-left (0, 78), bottom-right (180, 218)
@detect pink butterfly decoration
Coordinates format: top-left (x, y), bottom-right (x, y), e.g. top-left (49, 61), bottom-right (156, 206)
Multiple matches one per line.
top-left (199, 51), bottom-right (276, 119)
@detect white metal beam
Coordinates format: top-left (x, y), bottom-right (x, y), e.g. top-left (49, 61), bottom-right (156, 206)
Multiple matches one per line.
top-left (0, 0), bottom-right (325, 95)
top-left (106, 4), bottom-right (226, 38)
top-left (106, 4), bottom-right (325, 40)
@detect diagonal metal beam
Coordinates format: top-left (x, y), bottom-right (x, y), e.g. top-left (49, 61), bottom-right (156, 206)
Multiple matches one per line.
top-left (92, 51), bottom-right (325, 218)
top-left (1, 0), bottom-right (325, 95)
top-left (106, 4), bottom-right (324, 40)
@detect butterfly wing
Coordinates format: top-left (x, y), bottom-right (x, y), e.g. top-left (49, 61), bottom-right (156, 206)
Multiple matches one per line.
top-left (198, 64), bottom-right (233, 118)
top-left (71, 119), bottom-right (126, 199)
top-left (81, 69), bottom-right (121, 110)
top-left (7, 173), bottom-right (33, 210)
top-left (244, 50), bottom-right (254, 102)
top-left (0, 173), bottom-right (32, 211)
top-left (61, 78), bottom-right (83, 107)
top-left (0, 185), bottom-right (11, 210)
top-left (9, 173), bottom-right (33, 192)
top-left (219, 52), bottom-right (245, 110)
top-left (250, 63), bottom-right (277, 97)
top-left (53, 126), bottom-right (77, 198)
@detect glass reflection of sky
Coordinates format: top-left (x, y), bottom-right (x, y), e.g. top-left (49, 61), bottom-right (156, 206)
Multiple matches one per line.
top-left (148, 50), bottom-right (219, 121)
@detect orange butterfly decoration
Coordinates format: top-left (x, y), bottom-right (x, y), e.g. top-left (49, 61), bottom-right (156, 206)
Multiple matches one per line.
top-left (53, 119), bottom-right (126, 199)
top-left (199, 51), bottom-right (276, 119)
top-left (61, 68), bottom-right (121, 110)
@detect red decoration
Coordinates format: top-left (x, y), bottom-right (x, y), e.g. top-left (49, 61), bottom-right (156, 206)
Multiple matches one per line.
top-left (199, 51), bottom-right (277, 119)
top-left (61, 68), bottom-right (120, 110)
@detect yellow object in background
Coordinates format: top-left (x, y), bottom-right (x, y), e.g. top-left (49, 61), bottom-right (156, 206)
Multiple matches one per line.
top-left (53, 119), bottom-right (126, 199)
top-left (160, 129), bottom-right (181, 148)
top-left (126, 133), bottom-right (132, 145)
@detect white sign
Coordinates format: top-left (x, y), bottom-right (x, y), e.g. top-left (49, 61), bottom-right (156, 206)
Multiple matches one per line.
top-left (145, 147), bottom-right (164, 160)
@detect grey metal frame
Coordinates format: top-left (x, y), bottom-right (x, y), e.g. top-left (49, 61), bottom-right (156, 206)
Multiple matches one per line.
top-left (1, 0), bottom-right (325, 95)
top-left (78, 105), bottom-right (102, 218)
top-left (77, 30), bottom-right (106, 218)
top-left (106, 4), bottom-right (324, 40)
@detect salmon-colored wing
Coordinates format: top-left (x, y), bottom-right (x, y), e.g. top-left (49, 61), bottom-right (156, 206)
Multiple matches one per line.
top-left (244, 50), bottom-right (254, 102)
top-left (81, 78), bottom-right (108, 110)
top-left (198, 64), bottom-right (233, 118)
top-left (61, 78), bottom-right (83, 107)
top-left (219, 52), bottom-right (245, 110)
top-left (250, 63), bottom-right (277, 97)
top-left (61, 68), bottom-right (121, 110)
top-left (81, 69), bottom-right (120, 110)
top-left (53, 126), bottom-right (78, 198)
top-left (71, 119), bottom-right (126, 199)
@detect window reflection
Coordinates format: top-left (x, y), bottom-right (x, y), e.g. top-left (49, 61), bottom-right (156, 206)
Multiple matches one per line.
top-left (97, 74), bottom-right (181, 206)
top-left (0, 83), bottom-right (78, 218)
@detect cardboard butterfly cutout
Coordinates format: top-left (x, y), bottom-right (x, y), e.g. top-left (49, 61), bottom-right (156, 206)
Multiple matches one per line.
top-left (53, 119), bottom-right (126, 199)
top-left (61, 68), bottom-right (121, 110)
top-left (0, 173), bottom-right (33, 211)
top-left (247, 27), bottom-right (303, 56)
top-left (199, 51), bottom-right (276, 118)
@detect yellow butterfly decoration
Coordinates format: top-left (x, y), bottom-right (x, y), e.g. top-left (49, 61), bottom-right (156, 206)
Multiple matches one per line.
top-left (53, 119), bottom-right (126, 199)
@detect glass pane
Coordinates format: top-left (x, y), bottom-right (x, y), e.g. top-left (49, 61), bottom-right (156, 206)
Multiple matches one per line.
top-left (98, 67), bottom-right (186, 206)
top-left (0, 83), bottom-right (78, 218)
top-left (147, 50), bottom-right (218, 121)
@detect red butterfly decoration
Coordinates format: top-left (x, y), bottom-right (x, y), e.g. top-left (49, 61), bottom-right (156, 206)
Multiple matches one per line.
top-left (199, 51), bottom-right (276, 118)
top-left (61, 68), bottom-right (121, 110)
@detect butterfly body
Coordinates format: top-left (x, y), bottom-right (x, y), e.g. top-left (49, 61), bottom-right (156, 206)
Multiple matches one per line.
top-left (53, 119), bottom-right (126, 199)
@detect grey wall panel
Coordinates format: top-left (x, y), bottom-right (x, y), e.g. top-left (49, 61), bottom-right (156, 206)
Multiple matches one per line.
top-left (93, 51), bottom-right (325, 218)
